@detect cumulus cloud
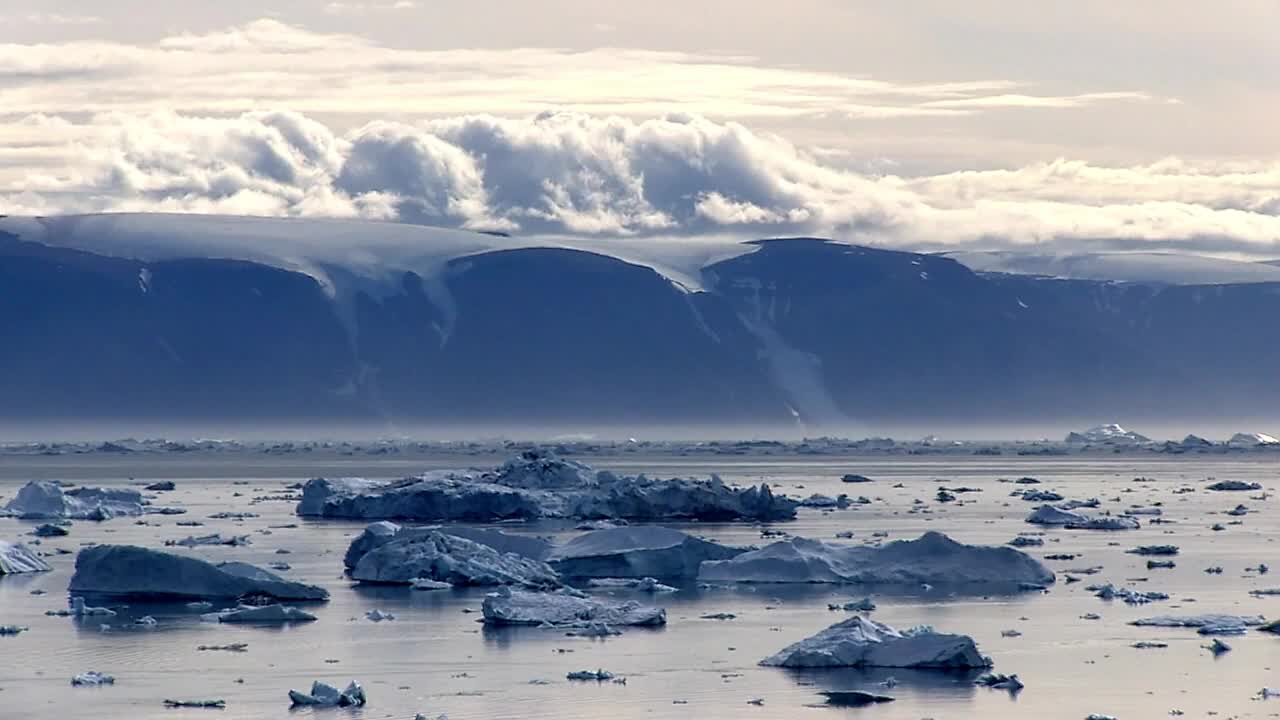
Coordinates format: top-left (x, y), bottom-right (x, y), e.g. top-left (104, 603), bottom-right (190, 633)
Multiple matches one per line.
top-left (2, 110), bottom-right (1277, 257)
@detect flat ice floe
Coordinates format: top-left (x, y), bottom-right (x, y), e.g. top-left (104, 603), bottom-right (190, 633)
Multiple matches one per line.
top-left (1130, 614), bottom-right (1266, 629)
top-left (759, 615), bottom-right (991, 669)
top-left (698, 531), bottom-right (1055, 587)
top-left (480, 587), bottom-right (666, 628)
top-left (299, 450), bottom-right (796, 522)
top-left (348, 529), bottom-right (560, 589)
top-left (0, 540), bottom-right (52, 574)
top-left (68, 545), bottom-right (328, 601)
top-left (1, 481), bottom-right (145, 520)
top-left (547, 526), bottom-right (741, 578)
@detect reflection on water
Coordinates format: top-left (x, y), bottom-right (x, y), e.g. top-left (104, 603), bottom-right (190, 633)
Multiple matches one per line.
top-left (2, 454), bottom-right (1279, 719)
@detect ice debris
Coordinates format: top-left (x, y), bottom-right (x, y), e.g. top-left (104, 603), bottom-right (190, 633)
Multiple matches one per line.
top-left (548, 526), bottom-right (740, 579)
top-left (165, 534), bottom-right (251, 548)
top-left (0, 540), bottom-right (52, 574)
top-left (481, 587), bottom-right (666, 628)
top-left (698, 531), bottom-right (1054, 587)
top-left (68, 545), bottom-right (328, 600)
top-left (759, 615), bottom-right (991, 669)
top-left (299, 450), bottom-right (797, 522)
top-left (1130, 614), bottom-right (1265, 629)
top-left (586, 577), bottom-right (677, 593)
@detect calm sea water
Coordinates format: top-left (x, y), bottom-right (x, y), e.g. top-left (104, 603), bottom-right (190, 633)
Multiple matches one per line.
top-left (2, 453), bottom-right (1278, 719)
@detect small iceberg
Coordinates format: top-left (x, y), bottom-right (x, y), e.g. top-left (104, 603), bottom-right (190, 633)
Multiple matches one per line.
top-left (481, 587), bottom-right (666, 628)
top-left (71, 671), bottom-right (115, 686)
top-left (0, 540), bottom-right (52, 574)
top-left (68, 545), bottom-right (328, 601)
top-left (288, 680), bottom-right (366, 707)
top-left (2, 481), bottom-right (144, 520)
top-left (202, 604), bottom-right (317, 624)
top-left (349, 530), bottom-right (560, 588)
top-left (759, 615), bottom-right (991, 669)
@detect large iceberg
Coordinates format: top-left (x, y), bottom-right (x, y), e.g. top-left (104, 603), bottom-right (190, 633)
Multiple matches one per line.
top-left (68, 545), bottom-right (328, 601)
top-left (760, 616), bottom-right (991, 669)
top-left (548, 527), bottom-right (741, 578)
top-left (698, 531), bottom-right (1054, 587)
top-left (0, 540), bottom-right (52, 574)
top-left (299, 451), bottom-right (796, 523)
top-left (481, 587), bottom-right (666, 627)
top-left (348, 530), bottom-right (560, 589)
top-left (1, 481), bottom-right (144, 520)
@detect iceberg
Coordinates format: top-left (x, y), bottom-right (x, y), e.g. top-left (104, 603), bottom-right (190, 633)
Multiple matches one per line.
top-left (342, 522), bottom-right (551, 570)
top-left (1064, 424), bottom-right (1150, 445)
top-left (759, 616), bottom-right (991, 669)
top-left (299, 451), bottom-right (797, 523)
top-left (288, 680), bottom-right (366, 707)
top-left (2, 481), bottom-right (144, 520)
top-left (1025, 505), bottom-right (1088, 526)
top-left (202, 604), bottom-right (317, 623)
top-left (481, 587), bottom-right (666, 627)
top-left (349, 531), bottom-right (560, 589)
top-left (68, 545), bottom-right (328, 601)
top-left (698, 531), bottom-right (1055, 587)
top-left (1227, 432), bottom-right (1280, 447)
top-left (547, 527), bottom-right (741, 579)
top-left (0, 540), bottom-right (51, 574)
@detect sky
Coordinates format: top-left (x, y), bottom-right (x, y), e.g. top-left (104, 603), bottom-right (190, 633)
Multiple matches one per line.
top-left (1, 1), bottom-right (1278, 256)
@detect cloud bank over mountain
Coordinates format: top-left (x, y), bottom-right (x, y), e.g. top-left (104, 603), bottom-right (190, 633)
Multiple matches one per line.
top-left (0, 19), bottom-right (1277, 255)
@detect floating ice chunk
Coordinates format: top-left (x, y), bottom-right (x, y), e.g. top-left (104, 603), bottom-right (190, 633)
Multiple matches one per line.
top-left (71, 671), bottom-right (115, 686)
top-left (1065, 424), bottom-right (1150, 445)
top-left (977, 673), bottom-right (1024, 691)
top-left (1025, 506), bottom-right (1087, 526)
top-left (586, 577), bottom-right (678, 593)
top-left (410, 578), bottom-right (453, 591)
top-left (0, 625), bottom-right (28, 635)
top-left (2, 481), bottom-right (143, 520)
top-left (698, 531), bottom-right (1054, 587)
top-left (163, 699), bottom-right (225, 708)
top-left (165, 534), bottom-right (251, 548)
top-left (134, 616), bottom-right (157, 626)
top-left (828, 597), bottom-right (877, 612)
top-left (1065, 515), bottom-right (1141, 531)
top-left (1008, 536), bottom-right (1043, 547)
top-left (1089, 584), bottom-right (1168, 605)
top-left (1206, 480), bottom-right (1262, 491)
top-left (53, 597), bottom-right (117, 617)
top-left (350, 531), bottom-right (560, 588)
top-left (288, 680), bottom-right (366, 707)
top-left (69, 545), bottom-right (328, 600)
top-left (759, 615), bottom-right (991, 669)
top-left (1127, 545), bottom-right (1178, 556)
top-left (841, 474), bottom-right (873, 484)
top-left (1205, 638), bottom-right (1231, 655)
top-left (481, 587), bottom-right (666, 628)
top-left (820, 690), bottom-right (894, 706)
top-left (33, 524), bottom-right (69, 537)
top-left (0, 540), bottom-right (52, 574)
top-left (800, 494), bottom-right (852, 508)
top-left (203, 604), bottom-right (317, 624)
top-left (566, 669), bottom-right (615, 681)
top-left (548, 527), bottom-right (740, 579)
top-left (365, 609), bottom-right (395, 622)
top-left (1130, 614), bottom-right (1265, 629)
top-left (145, 481), bottom-right (176, 491)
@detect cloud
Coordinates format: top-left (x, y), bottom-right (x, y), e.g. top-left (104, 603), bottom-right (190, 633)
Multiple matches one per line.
top-left (0, 18), bottom-right (1162, 121)
top-left (2, 110), bottom-right (1277, 258)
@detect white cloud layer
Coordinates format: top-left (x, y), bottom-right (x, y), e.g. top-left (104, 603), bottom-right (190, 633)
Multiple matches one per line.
top-left (2, 109), bottom-right (1277, 255)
